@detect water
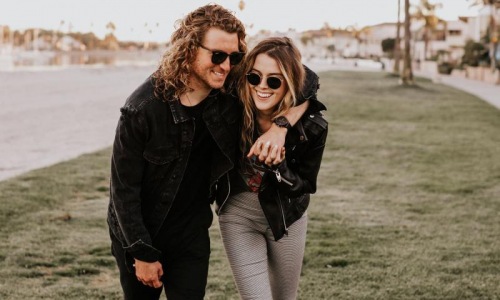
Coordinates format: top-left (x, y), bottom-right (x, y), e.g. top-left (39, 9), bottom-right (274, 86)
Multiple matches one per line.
top-left (0, 49), bottom-right (164, 72)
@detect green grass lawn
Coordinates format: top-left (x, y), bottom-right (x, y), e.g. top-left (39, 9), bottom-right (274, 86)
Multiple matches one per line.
top-left (1, 71), bottom-right (500, 299)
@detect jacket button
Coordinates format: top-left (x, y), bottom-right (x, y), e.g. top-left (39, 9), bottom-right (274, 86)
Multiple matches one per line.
top-left (300, 136), bottom-right (304, 141)
top-left (309, 114), bottom-right (315, 118)
top-left (291, 159), bottom-right (296, 163)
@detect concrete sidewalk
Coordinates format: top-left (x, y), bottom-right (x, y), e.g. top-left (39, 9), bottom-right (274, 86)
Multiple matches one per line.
top-left (415, 71), bottom-right (500, 110)
top-left (307, 61), bottom-right (500, 111)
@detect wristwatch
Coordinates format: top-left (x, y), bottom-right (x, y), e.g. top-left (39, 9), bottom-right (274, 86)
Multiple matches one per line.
top-left (273, 116), bottom-right (291, 129)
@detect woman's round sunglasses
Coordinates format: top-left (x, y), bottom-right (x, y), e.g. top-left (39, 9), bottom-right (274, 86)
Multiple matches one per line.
top-left (246, 73), bottom-right (283, 90)
top-left (199, 44), bottom-right (245, 65)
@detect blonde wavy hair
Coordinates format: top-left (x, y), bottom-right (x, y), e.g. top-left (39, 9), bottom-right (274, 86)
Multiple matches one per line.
top-left (152, 4), bottom-right (247, 100)
top-left (239, 37), bottom-right (305, 157)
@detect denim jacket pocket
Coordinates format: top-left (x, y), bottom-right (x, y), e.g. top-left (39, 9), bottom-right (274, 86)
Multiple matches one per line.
top-left (143, 145), bottom-right (180, 182)
top-left (143, 145), bottom-right (179, 165)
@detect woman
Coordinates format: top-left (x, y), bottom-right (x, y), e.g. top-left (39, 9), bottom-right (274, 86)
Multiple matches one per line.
top-left (217, 37), bottom-right (328, 299)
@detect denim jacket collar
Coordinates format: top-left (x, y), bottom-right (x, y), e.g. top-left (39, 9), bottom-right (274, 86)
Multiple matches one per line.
top-left (166, 89), bottom-right (221, 124)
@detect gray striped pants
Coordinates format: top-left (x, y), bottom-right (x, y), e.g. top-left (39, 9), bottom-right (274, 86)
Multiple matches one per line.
top-left (219, 192), bottom-right (307, 300)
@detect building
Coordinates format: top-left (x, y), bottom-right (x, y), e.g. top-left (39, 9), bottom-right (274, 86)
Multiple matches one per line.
top-left (360, 22), bottom-right (399, 58)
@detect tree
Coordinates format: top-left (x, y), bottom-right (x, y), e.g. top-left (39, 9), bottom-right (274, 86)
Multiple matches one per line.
top-left (468, 0), bottom-right (500, 70)
top-left (462, 40), bottom-right (489, 66)
top-left (300, 34), bottom-right (312, 47)
top-left (346, 25), bottom-right (369, 57)
top-left (78, 32), bottom-right (100, 50)
top-left (104, 22), bottom-right (119, 50)
top-left (106, 22), bottom-right (116, 35)
top-left (382, 38), bottom-right (396, 56)
top-left (412, 0), bottom-right (444, 60)
top-left (401, 0), bottom-right (414, 85)
top-left (326, 44), bottom-right (336, 58)
top-left (393, 0), bottom-right (402, 74)
top-left (52, 20), bottom-right (65, 49)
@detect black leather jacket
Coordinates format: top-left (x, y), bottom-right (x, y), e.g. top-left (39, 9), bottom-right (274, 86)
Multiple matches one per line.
top-left (216, 69), bottom-right (328, 241)
top-left (260, 111), bottom-right (327, 240)
top-left (107, 76), bottom-right (240, 262)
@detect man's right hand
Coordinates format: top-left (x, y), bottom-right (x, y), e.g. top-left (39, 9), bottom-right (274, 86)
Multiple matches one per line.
top-left (134, 259), bottom-right (164, 288)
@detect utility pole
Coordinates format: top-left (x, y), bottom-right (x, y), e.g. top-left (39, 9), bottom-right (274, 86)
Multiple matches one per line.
top-left (393, 0), bottom-right (402, 74)
top-left (401, 0), bottom-right (414, 85)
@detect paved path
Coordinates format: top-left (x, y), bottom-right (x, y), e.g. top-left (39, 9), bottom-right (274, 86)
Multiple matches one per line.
top-left (309, 61), bottom-right (500, 109)
top-left (415, 70), bottom-right (500, 110)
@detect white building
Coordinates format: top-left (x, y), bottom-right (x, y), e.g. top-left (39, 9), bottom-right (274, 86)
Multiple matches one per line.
top-left (360, 23), bottom-right (399, 58)
top-left (57, 35), bottom-right (86, 51)
top-left (245, 4), bottom-right (499, 66)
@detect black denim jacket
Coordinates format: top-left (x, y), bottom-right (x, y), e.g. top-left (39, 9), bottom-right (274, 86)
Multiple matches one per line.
top-left (107, 76), bottom-right (240, 263)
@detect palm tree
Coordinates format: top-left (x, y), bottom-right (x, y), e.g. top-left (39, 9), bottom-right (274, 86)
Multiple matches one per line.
top-left (346, 24), bottom-right (369, 57)
top-left (393, 0), bottom-right (402, 74)
top-left (106, 22), bottom-right (116, 35)
top-left (52, 20), bottom-right (65, 49)
top-left (105, 22), bottom-right (118, 50)
top-left (413, 0), bottom-right (443, 60)
top-left (0, 25), bottom-right (4, 46)
top-left (468, 0), bottom-right (500, 70)
top-left (401, 0), bottom-right (414, 85)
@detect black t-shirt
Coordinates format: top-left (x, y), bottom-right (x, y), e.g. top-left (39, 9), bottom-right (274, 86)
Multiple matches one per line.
top-left (153, 99), bottom-right (215, 251)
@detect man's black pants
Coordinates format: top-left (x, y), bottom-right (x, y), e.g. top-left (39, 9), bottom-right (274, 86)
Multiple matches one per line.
top-left (110, 229), bottom-right (210, 300)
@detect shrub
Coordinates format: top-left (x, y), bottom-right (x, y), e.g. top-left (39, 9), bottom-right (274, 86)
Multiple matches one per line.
top-left (461, 40), bottom-right (489, 67)
top-left (437, 62), bottom-right (454, 74)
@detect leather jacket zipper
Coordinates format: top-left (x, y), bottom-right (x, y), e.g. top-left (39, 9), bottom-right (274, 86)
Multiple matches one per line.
top-left (273, 169), bottom-right (293, 186)
top-left (276, 191), bottom-right (289, 235)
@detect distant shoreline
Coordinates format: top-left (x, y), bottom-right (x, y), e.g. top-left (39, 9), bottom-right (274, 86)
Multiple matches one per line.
top-left (0, 49), bottom-right (164, 72)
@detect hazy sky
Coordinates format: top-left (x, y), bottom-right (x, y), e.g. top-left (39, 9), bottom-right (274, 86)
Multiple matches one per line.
top-left (1, 0), bottom-right (481, 42)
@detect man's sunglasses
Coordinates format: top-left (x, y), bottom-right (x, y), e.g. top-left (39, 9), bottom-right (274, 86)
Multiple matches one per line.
top-left (246, 72), bottom-right (283, 90)
top-left (199, 44), bottom-right (245, 65)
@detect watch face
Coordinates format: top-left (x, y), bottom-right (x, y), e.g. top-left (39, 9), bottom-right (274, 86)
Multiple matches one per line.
top-left (275, 116), bottom-right (290, 128)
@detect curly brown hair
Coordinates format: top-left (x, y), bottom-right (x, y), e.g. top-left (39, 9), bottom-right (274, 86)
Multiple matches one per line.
top-left (152, 4), bottom-right (247, 100)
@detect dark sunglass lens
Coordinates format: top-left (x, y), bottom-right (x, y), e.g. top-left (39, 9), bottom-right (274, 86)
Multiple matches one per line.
top-left (211, 51), bottom-right (229, 65)
top-left (246, 73), bottom-right (261, 85)
top-left (229, 52), bottom-right (244, 65)
top-left (267, 77), bottom-right (282, 89)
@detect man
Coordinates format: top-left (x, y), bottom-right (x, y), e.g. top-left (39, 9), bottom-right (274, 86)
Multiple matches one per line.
top-left (107, 4), bottom-right (313, 299)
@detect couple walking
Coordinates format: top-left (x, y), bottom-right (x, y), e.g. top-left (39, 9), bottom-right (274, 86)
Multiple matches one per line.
top-left (107, 4), bottom-right (327, 299)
